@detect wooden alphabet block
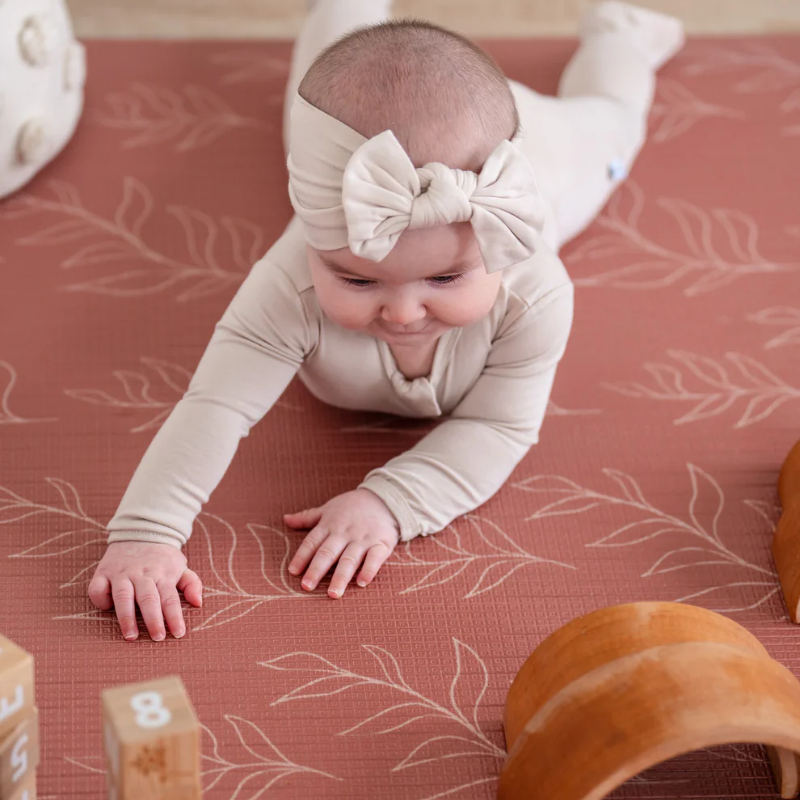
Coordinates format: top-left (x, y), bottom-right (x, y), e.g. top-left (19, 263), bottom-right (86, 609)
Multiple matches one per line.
top-left (0, 708), bottom-right (39, 800)
top-left (101, 676), bottom-right (201, 800)
top-left (7, 772), bottom-right (35, 800)
top-left (0, 637), bottom-right (35, 744)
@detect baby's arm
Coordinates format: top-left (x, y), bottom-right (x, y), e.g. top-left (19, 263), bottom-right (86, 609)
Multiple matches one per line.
top-left (89, 258), bottom-right (310, 640)
top-left (360, 281), bottom-right (574, 541)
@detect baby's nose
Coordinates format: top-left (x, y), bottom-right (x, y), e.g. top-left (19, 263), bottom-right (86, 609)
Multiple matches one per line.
top-left (381, 294), bottom-right (427, 325)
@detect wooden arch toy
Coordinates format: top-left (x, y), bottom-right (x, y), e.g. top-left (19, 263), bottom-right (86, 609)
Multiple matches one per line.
top-left (499, 603), bottom-right (800, 799)
top-left (774, 439), bottom-right (800, 623)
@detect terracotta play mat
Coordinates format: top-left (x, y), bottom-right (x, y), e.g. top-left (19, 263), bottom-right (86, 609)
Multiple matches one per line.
top-left (1, 36), bottom-right (799, 799)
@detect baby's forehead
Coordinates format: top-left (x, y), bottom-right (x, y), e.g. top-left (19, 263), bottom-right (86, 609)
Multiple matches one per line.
top-left (320, 224), bottom-right (482, 277)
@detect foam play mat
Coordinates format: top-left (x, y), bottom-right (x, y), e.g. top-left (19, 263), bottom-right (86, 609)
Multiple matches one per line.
top-left (1, 36), bottom-right (799, 799)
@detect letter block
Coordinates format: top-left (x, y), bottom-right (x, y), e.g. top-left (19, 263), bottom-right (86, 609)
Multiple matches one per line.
top-left (0, 637), bottom-right (35, 744)
top-left (0, 709), bottom-right (39, 799)
top-left (101, 676), bottom-right (201, 800)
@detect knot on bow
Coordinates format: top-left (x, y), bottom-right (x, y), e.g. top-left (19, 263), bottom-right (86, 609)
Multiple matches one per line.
top-left (340, 129), bottom-right (545, 272)
top-left (410, 165), bottom-right (478, 229)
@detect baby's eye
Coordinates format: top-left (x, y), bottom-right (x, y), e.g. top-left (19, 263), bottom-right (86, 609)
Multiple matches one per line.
top-left (341, 277), bottom-right (374, 288)
top-left (428, 274), bottom-right (463, 285)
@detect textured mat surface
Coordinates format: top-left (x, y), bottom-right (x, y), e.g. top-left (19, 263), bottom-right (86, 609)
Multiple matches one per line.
top-left (1, 37), bottom-right (799, 800)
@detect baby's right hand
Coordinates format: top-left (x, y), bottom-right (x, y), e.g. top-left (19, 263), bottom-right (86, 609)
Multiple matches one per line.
top-left (88, 541), bottom-right (203, 642)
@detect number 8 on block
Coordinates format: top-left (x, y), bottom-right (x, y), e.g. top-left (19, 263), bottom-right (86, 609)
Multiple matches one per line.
top-left (101, 676), bottom-right (201, 800)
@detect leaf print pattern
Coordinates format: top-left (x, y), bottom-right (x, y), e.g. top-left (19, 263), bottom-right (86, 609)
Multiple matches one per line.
top-left (2, 35), bottom-right (798, 800)
top-left (567, 180), bottom-right (800, 295)
top-left (514, 465), bottom-right (780, 613)
top-left (94, 83), bottom-right (270, 151)
top-left (603, 350), bottom-right (799, 427)
top-left (191, 514), bottom-right (314, 632)
top-left (0, 178), bottom-right (260, 301)
top-left (4, 478), bottom-right (106, 590)
top-left (650, 79), bottom-right (744, 143)
top-left (261, 638), bottom-right (504, 800)
top-left (390, 514), bottom-right (576, 598)
top-left (65, 357), bottom-right (193, 432)
top-left (0, 361), bottom-right (57, 425)
top-left (65, 356), bottom-right (303, 433)
top-left (210, 50), bottom-right (290, 85)
top-left (67, 713), bottom-right (339, 795)
top-left (683, 42), bottom-right (800, 97)
top-left (748, 307), bottom-right (800, 349)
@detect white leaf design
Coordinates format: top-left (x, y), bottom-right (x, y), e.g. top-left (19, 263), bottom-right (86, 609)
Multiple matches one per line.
top-left (688, 464), bottom-right (725, 544)
top-left (589, 520), bottom-right (688, 548)
top-left (567, 180), bottom-right (800, 295)
top-left (194, 516), bottom-right (311, 632)
top-left (395, 735), bottom-right (497, 771)
top-left (390, 515), bottom-right (575, 599)
top-left (72, 712), bottom-right (339, 794)
top-left (260, 638), bottom-right (505, 795)
top-left (748, 307), bottom-right (800, 349)
top-left (0, 361), bottom-right (57, 426)
top-left (735, 394), bottom-right (793, 428)
top-left (94, 83), bottom-right (268, 151)
top-left (18, 219), bottom-right (95, 245)
top-left (450, 640), bottom-right (489, 731)
top-left (515, 464), bottom-right (778, 608)
top-left (10, 528), bottom-right (104, 558)
top-left (682, 43), bottom-right (800, 96)
top-left (674, 582), bottom-right (782, 613)
top-left (65, 356), bottom-right (189, 432)
top-left (649, 79), bottom-right (744, 143)
top-left (10, 178), bottom-right (260, 301)
top-left (210, 50), bottom-right (290, 84)
top-left (604, 350), bottom-right (799, 428)
top-left (643, 547), bottom-right (735, 576)
top-left (3, 479), bottom-right (107, 592)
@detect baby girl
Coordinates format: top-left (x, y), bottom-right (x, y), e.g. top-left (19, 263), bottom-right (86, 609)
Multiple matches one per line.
top-left (88, 0), bottom-right (684, 640)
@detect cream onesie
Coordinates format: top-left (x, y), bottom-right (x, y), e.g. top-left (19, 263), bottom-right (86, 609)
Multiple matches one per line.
top-left (107, 0), bottom-right (684, 548)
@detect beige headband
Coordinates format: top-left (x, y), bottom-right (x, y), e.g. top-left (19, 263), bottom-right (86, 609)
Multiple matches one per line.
top-left (286, 93), bottom-right (545, 273)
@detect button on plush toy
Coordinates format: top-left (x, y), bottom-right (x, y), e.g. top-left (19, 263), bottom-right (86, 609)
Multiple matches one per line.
top-left (0, 0), bottom-right (86, 198)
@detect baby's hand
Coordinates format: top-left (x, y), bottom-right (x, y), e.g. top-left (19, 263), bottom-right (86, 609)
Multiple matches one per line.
top-left (285, 489), bottom-right (400, 599)
top-left (88, 541), bottom-right (203, 641)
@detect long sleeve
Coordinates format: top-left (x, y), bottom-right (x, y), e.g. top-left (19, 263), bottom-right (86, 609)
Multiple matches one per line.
top-left (107, 258), bottom-right (313, 549)
top-left (359, 281), bottom-right (574, 541)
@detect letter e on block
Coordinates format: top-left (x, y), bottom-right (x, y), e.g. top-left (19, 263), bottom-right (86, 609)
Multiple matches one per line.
top-left (0, 636), bottom-right (35, 743)
top-left (0, 708), bottom-right (40, 798)
top-left (101, 676), bottom-right (201, 800)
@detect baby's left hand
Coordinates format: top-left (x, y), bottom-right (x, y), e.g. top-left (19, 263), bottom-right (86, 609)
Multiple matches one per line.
top-left (285, 489), bottom-right (400, 598)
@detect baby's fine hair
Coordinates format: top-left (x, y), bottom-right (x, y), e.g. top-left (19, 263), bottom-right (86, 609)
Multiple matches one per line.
top-left (299, 19), bottom-right (521, 171)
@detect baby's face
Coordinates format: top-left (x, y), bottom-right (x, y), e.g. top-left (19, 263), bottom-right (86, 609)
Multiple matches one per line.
top-left (308, 223), bottom-right (502, 348)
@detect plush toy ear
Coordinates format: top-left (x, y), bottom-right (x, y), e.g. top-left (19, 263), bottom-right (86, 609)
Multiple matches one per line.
top-left (0, 3), bottom-right (86, 200)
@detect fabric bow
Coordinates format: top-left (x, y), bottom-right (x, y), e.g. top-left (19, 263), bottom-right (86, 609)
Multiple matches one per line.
top-left (342, 130), bottom-right (545, 272)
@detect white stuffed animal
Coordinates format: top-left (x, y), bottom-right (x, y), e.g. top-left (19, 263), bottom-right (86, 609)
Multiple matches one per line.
top-left (0, 0), bottom-right (86, 199)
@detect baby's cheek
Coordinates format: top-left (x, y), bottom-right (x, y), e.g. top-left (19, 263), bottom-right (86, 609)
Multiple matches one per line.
top-left (318, 290), bottom-right (375, 330)
top-left (437, 288), bottom-right (497, 327)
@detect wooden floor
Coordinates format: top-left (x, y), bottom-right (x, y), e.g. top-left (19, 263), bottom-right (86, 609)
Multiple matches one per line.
top-left (66, 0), bottom-right (800, 38)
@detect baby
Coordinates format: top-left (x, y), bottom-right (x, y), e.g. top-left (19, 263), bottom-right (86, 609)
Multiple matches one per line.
top-left (88, 0), bottom-right (684, 641)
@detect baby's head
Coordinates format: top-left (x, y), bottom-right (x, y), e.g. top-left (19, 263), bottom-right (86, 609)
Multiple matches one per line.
top-left (294, 20), bottom-right (525, 348)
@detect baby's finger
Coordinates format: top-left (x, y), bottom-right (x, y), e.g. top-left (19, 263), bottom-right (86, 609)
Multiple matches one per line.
top-left (132, 576), bottom-right (166, 642)
top-left (88, 572), bottom-right (113, 611)
top-left (157, 579), bottom-right (185, 639)
top-left (302, 535), bottom-right (348, 591)
top-left (357, 543), bottom-right (393, 588)
top-left (328, 544), bottom-right (366, 599)
top-left (111, 578), bottom-right (138, 641)
top-left (284, 507), bottom-right (323, 530)
top-left (289, 525), bottom-right (328, 576)
top-left (177, 568), bottom-right (203, 608)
